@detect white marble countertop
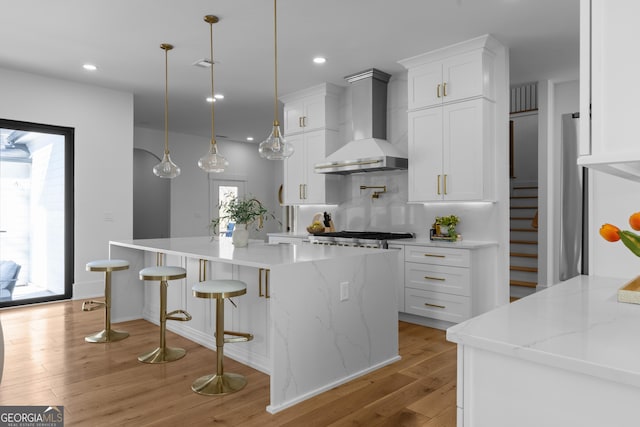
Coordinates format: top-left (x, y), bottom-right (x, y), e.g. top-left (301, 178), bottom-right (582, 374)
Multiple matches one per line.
top-left (110, 236), bottom-right (385, 269)
top-left (392, 237), bottom-right (497, 249)
top-left (447, 275), bottom-right (640, 388)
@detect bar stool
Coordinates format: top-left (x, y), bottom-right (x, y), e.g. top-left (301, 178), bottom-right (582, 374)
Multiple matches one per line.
top-left (138, 266), bottom-right (192, 363)
top-left (191, 279), bottom-right (253, 395)
top-left (82, 259), bottom-right (130, 343)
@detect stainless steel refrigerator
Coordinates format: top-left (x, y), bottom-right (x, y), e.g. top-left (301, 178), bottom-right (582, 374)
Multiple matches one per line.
top-left (560, 112), bottom-right (588, 281)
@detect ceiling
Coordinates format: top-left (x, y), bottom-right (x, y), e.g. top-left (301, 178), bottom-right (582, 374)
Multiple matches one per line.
top-left (0, 0), bottom-right (579, 145)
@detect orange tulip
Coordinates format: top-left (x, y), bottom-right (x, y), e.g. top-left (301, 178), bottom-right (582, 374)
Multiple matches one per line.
top-left (629, 212), bottom-right (640, 231)
top-left (600, 223), bottom-right (621, 242)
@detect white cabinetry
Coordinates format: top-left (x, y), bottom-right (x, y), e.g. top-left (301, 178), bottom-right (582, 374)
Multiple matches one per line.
top-left (408, 98), bottom-right (493, 201)
top-left (407, 49), bottom-right (494, 110)
top-left (404, 245), bottom-right (472, 323)
top-left (280, 83), bottom-right (342, 205)
top-left (398, 242), bottom-right (499, 330)
top-left (578, 0), bottom-right (640, 181)
top-left (399, 35), bottom-right (500, 202)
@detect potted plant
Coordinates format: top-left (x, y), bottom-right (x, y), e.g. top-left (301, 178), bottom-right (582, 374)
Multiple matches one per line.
top-left (210, 195), bottom-right (274, 247)
top-left (435, 215), bottom-right (460, 238)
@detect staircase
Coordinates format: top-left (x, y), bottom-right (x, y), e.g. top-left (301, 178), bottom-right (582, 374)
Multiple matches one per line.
top-left (510, 184), bottom-right (538, 300)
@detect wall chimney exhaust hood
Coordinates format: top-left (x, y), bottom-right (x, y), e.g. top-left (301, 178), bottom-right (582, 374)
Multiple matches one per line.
top-left (314, 68), bottom-right (408, 175)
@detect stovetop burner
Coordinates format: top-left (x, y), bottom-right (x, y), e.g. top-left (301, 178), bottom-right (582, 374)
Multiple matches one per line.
top-left (308, 230), bottom-right (414, 249)
top-left (316, 231), bottom-right (414, 240)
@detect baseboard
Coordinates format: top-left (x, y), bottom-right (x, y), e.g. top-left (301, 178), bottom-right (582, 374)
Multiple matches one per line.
top-left (399, 312), bottom-right (456, 331)
top-left (72, 280), bottom-right (103, 300)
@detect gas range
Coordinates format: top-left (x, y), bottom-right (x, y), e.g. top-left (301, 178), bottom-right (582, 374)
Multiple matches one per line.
top-left (308, 231), bottom-right (414, 249)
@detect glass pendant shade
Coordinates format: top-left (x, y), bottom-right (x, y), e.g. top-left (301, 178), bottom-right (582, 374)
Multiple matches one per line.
top-left (153, 152), bottom-right (181, 178)
top-left (259, 121), bottom-right (293, 160)
top-left (198, 139), bottom-right (228, 173)
top-left (260, 0), bottom-right (294, 160)
top-left (153, 43), bottom-right (180, 179)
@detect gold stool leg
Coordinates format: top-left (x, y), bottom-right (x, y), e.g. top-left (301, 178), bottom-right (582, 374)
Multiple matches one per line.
top-left (192, 296), bottom-right (247, 395)
top-left (138, 279), bottom-right (187, 363)
top-left (85, 270), bottom-right (129, 343)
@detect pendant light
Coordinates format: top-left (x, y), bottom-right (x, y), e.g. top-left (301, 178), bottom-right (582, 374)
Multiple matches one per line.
top-left (258, 0), bottom-right (294, 160)
top-left (153, 43), bottom-right (181, 178)
top-left (198, 15), bottom-right (228, 173)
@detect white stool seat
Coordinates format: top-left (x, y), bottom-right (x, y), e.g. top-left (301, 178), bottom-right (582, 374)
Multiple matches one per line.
top-left (139, 266), bottom-right (186, 281)
top-left (193, 280), bottom-right (247, 299)
top-left (86, 259), bottom-right (129, 272)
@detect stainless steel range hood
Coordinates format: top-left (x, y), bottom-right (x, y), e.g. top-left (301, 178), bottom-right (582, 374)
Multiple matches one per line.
top-left (314, 68), bottom-right (408, 175)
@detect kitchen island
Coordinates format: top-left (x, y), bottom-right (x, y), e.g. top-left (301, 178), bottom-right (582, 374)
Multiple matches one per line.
top-left (447, 275), bottom-right (640, 427)
top-left (108, 237), bottom-right (399, 413)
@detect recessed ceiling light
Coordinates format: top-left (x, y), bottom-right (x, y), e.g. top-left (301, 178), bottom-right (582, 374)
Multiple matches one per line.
top-left (83, 64), bottom-right (97, 71)
top-left (246, 137), bottom-right (254, 142)
top-left (206, 94), bottom-right (224, 103)
top-left (193, 58), bottom-right (214, 68)
top-left (313, 57), bottom-right (327, 64)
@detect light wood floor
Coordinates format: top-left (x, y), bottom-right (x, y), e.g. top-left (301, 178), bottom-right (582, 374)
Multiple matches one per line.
top-left (0, 300), bottom-right (457, 426)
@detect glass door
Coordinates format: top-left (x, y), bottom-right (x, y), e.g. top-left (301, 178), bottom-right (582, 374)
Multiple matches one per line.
top-left (0, 119), bottom-right (74, 307)
top-left (210, 178), bottom-right (246, 237)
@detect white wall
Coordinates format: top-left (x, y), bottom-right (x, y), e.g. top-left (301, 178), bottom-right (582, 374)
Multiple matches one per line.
top-left (0, 67), bottom-right (134, 297)
top-left (134, 127), bottom-right (282, 240)
top-left (590, 173), bottom-right (640, 279)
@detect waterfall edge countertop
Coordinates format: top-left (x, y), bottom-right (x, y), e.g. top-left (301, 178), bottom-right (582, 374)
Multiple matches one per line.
top-left (109, 236), bottom-right (385, 268)
top-left (107, 236), bottom-right (399, 414)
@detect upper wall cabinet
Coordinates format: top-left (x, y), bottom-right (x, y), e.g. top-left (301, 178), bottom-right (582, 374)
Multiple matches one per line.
top-left (400, 35), bottom-right (503, 203)
top-left (403, 45), bottom-right (495, 110)
top-left (578, 0), bottom-right (640, 181)
top-left (281, 83), bottom-right (341, 136)
top-left (280, 83), bottom-right (343, 205)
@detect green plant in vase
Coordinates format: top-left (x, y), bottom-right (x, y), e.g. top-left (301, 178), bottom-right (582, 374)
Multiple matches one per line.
top-left (435, 215), bottom-right (460, 239)
top-left (210, 195), bottom-right (275, 246)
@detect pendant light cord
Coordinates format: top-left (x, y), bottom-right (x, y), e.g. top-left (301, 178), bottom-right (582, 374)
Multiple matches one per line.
top-left (273, 0), bottom-right (279, 126)
top-left (209, 20), bottom-right (216, 146)
top-left (162, 44), bottom-right (171, 155)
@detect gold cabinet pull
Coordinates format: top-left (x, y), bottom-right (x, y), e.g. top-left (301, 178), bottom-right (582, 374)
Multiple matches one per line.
top-left (437, 175), bottom-right (441, 195)
top-left (299, 184), bottom-right (303, 200)
top-left (424, 302), bottom-right (446, 309)
top-left (258, 268), bottom-right (271, 298)
top-left (299, 117), bottom-right (304, 128)
top-left (156, 252), bottom-right (165, 266)
top-left (265, 269), bottom-right (270, 299)
top-left (302, 116), bottom-right (307, 127)
top-left (444, 174), bottom-right (448, 195)
top-left (424, 253), bottom-right (446, 258)
top-left (258, 268), bottom-right (265, 297)
top-left (443, 82), bottom-right (447, 97)
top-left (424, 276), bottom-right (445, 281)
top-left (437, 83), bottom-right (441, 98)
top-left (198, 259), bottom-right (208, 282)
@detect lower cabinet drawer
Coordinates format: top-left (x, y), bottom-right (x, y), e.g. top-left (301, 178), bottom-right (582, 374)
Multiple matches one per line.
top-left (405, 288), bottom-right (471, 323)
top-left (405, 262), bottom-right (471, 296)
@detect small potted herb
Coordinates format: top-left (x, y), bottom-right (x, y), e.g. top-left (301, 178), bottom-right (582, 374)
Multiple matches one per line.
top-left (435, 215), bottom-right (460, 238)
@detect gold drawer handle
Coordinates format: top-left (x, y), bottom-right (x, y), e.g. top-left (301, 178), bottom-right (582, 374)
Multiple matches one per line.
top-left (424, 253), bottom-right (445, 258)
top-left (424, 303), bottom-right (446, 309)
top-left (424, 276), bottom-right (445, 281)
